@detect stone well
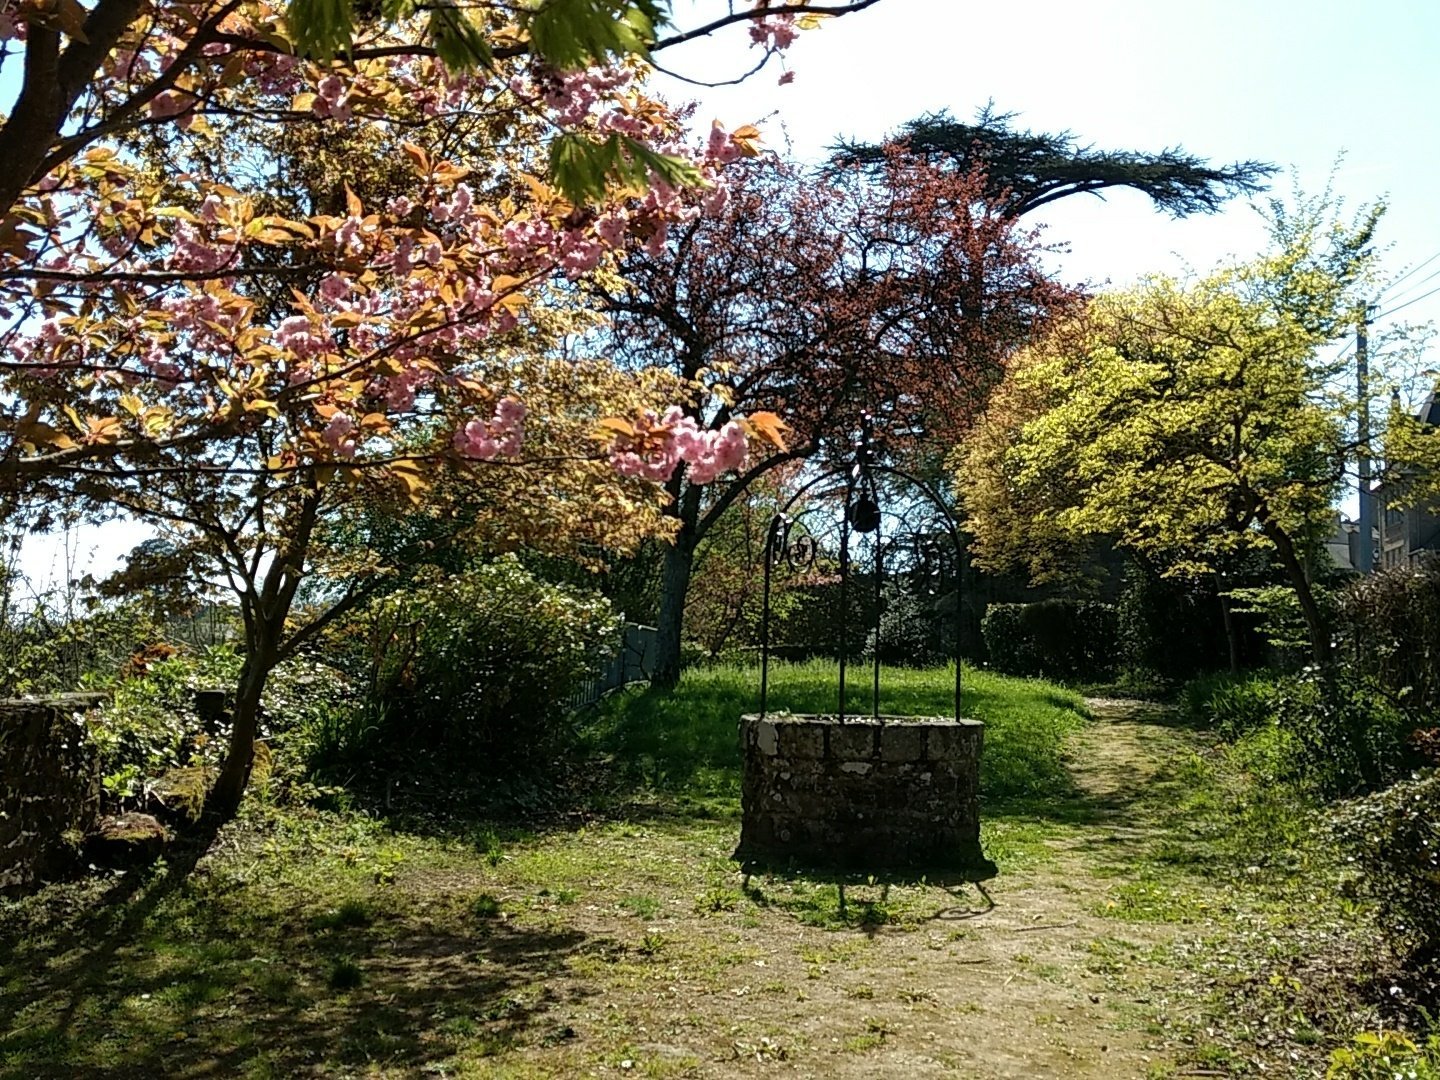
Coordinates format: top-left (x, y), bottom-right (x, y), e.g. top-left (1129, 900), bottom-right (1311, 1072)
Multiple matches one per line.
top-left (735, 713), bottom-right (995, 878)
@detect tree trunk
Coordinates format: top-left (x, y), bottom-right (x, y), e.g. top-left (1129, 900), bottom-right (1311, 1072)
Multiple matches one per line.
top-left (206, 487), bottom-right (321, 820)
top-left (207, 648), bottom-right (274, 820)
top-left (1216, 574), bottom-right (1240, 674)
top-left (652, 533), bottom-right (697, 689)
top-left (1261, 520), bottom-right (1331, 667)
top-left (0, 0), bottom-right (145, 221)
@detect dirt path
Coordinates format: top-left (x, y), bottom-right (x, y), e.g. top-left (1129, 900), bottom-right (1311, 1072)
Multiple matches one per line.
top-left (492, 698), bottom-right (1210, 1079)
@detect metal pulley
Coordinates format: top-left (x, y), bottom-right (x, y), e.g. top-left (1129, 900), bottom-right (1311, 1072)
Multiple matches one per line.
top-left (847, 492), bottom-right (881, 533)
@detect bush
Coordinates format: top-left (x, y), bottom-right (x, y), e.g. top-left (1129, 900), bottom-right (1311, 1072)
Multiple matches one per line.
top-left (1, 598), bottom-right (163, 697)
top-left (355, 556), bottom-right (620, 770)
top-left (1180, 671), bottom-right (1278, 739)
top-left (1116, 567), bottom-right (1235, 685)
top-left (1183, 668), bottom-right (1416, 797)
top-left (90, 644), bottom-right (244, 801)
top-left (1328, 1029), bottom-right (1440, 1079)
top-left (1269, 670), bottom-right (1413, 797)
top-left (1340, 559), bottom-right (1440, 722)
top-left (1330, 769), bottom-right (1440, 960)
top-left (980, 600), bottom-right (1117, 682)
top-left (1231, 580), bottom-right (1345, 667)
top-left (85, 643), bottom-right (354, 806)
top-left (867, 582), bottom-right (951, 666)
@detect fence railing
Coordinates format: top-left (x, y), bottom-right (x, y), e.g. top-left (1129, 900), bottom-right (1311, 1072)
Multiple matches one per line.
top-left (567, 623), bottom-right (657, 711)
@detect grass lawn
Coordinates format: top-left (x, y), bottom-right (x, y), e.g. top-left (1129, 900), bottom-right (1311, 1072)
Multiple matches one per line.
top-left (0, 664), bottom-right (1391, 1078)
top-left (585, 659), bottom-right (1088, 804)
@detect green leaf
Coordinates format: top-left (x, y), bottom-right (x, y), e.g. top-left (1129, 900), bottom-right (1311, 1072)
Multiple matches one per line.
top-left (286, 0), bottom-right (355, 60)
top-left (528, 0), bottom-right (665, 68)
top-left (549, 132), bottom-right (610, 205)
top-left (625, 139), bottom-right (706, 190)
top-left (428, 3), bottom-right (495, 71)
top-left (548, 132), bottom-right (706, 205)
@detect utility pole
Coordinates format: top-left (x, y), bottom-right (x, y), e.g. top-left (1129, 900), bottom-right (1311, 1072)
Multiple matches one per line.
top-left (1356, 303), bottom-right (1375, 573)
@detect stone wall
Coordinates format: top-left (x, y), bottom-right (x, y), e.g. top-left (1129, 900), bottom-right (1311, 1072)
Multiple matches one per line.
top-left (735, 714), bottom-right (994, 878)
top-left (0, 694), bottom-right (105, 892)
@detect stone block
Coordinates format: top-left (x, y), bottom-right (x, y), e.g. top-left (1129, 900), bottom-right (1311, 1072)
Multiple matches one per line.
top-left (925, 719), bottom-right (982, 762)
top-left (1, 694), bottom-right (105, 894)
top-left (881, 724), bottom-right (926, 763)
top-left (778, 721), bottom-right (826, 760)
top-left (828, 723), bottom-right (876, 761)
top-left (754, 720), bottom-right (778, 756)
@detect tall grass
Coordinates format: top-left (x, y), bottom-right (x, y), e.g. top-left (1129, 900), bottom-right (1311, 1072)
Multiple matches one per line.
top-left (586, 660), bottom-right (1089, 801)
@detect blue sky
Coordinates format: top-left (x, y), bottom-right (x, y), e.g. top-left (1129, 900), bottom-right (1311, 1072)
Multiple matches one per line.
top-left (16, 0), bottom-right (1440, 588)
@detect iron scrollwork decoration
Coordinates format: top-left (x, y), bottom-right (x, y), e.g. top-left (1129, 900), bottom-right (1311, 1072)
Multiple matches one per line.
top-left (771, 519), bottom-right (818, 575)
top-left (758, 435), bottom-right (966, 724)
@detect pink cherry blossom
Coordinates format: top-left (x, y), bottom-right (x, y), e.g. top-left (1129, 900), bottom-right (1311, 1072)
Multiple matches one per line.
top-left (322, 412), bottom-right (358, 458)
top-left (454, 397), bottom-right (526, 460)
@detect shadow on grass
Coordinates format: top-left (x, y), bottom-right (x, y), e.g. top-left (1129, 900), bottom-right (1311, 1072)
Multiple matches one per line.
top-left (0, 834), bottom-right (593, 1077)
top-left (0, 814), bottom-right (226, 1043)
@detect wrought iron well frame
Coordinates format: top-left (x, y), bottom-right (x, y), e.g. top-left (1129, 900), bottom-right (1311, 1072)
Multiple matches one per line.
top-left (757, 436), bottom-right (965, 723)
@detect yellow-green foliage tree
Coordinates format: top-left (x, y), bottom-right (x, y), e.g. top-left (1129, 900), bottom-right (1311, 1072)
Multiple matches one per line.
top-left (960, 194), bottom-right (1384, 665)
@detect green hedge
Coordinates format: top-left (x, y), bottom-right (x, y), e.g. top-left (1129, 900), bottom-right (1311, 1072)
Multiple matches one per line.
top-left (980, 600), bottom-right (1117, 682)
top-left (1330, 768), bottom-right (1440, 960)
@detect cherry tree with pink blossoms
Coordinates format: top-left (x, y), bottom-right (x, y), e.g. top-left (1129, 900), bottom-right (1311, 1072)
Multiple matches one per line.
top-left (0, 0), bottom-right (875, 816)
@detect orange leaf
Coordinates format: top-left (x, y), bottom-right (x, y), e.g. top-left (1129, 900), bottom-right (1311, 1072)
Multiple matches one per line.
top-left (390, 459), bottom-right (429, 506)
top-left (744, 411), bottom-right (790, 452)
top-left (17, 421), bottom-right (76, 451)
top-left (596, 417), bottom-right (636, 439)
top-left (730, 124), bottom-right (764, 158)
top-left (400, 142), bottom-right (430, 175)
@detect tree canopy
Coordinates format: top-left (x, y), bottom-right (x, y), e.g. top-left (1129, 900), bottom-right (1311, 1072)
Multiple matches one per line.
top-left (829, 105), bottom-right (1276, 219)
top-left (0, 0), bottom-right (873, 814)
top-left (591, 152), bottom-right (1080, 683)
top-left (959, 192), bottom-right (1385, 664)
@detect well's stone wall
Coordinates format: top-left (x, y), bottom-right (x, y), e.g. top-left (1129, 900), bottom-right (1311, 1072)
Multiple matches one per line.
top-left (0, 694), bottom-right (105, 892)
top-left (736, 713), bottom-right (994, 877)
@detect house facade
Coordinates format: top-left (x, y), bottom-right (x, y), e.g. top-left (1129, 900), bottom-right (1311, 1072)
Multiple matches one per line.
top-left (1376, 388), bottom-right (1440, 569)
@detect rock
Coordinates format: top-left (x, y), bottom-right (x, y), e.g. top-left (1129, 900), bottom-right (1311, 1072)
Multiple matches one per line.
top-left (146, 766), bottom-right (213, 824)
top-left (87, 813), bottom-right (169, 867)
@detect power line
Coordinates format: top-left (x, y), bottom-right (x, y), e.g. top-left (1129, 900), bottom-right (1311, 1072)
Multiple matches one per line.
top-left (1377, 265), bottom-right (1440, 309)
top-left (1374, 283), bottom-right (1440, 321)
top-left (1378, 249), bottom-right (1440, 301)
